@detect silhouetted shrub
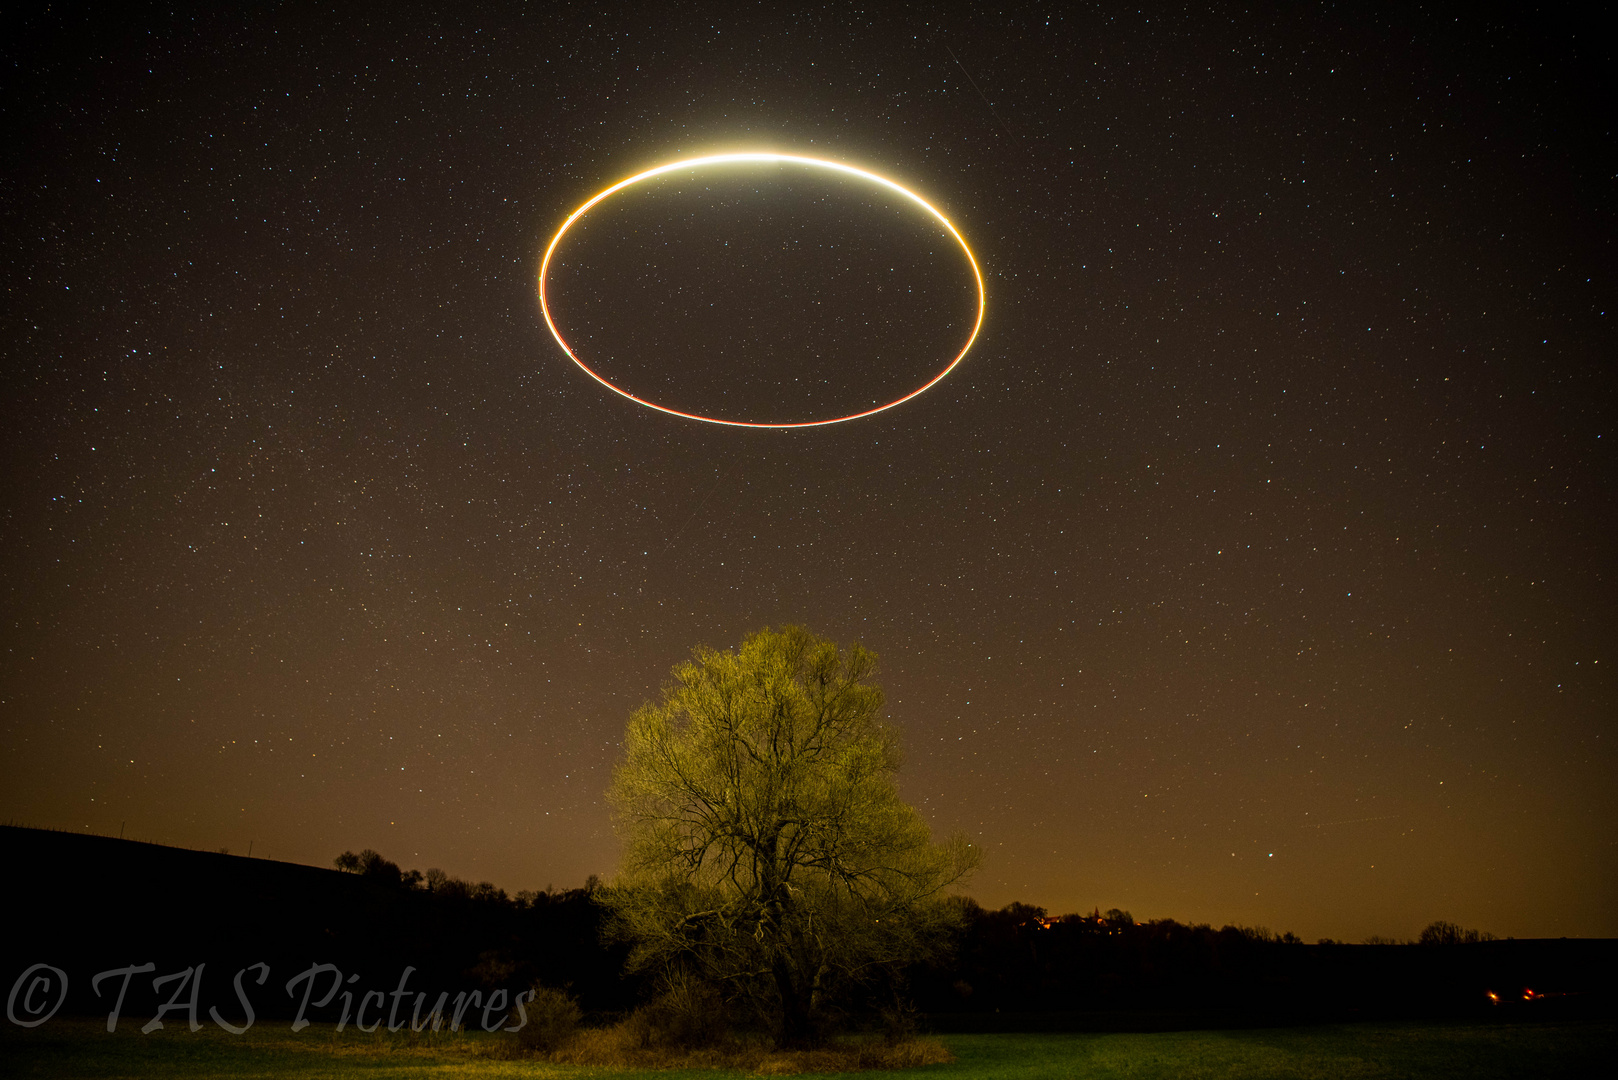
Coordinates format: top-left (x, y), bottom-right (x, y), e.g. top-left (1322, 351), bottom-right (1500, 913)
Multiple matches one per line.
top-left (515, 984), bottom-right (581, 1054)
top-left (879, 998), bottom-right (920, 1047)
top-left (643, 972), bottom-right (728, 1048)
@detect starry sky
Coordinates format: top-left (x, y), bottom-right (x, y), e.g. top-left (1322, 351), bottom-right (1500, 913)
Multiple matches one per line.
top-left (3, 3), bottom-right (1612, 942)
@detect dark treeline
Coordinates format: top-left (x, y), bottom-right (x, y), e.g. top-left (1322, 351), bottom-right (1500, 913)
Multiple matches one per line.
top-left (4, 828), bottom-right (1609, 1028)
top-left (914, 901), bottom-right (1318, 1016)
top-left (906, 900), bottom-right (1611, 1027)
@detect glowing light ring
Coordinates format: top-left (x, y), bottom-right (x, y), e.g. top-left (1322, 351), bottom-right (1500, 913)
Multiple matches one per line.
top-left (537, 152), bottom-right (986, 428)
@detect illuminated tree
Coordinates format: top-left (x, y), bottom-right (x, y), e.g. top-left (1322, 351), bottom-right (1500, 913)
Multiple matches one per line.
top-left (605, 626), bottom-right (977, 1048)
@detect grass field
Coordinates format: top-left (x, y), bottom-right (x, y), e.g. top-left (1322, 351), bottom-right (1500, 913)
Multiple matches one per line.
top-left (2, 1018), bottom-right (1612, 1078)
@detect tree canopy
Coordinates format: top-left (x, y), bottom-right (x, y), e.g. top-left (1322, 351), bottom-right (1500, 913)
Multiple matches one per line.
top-left (605, 626), bottom-right (977, 1047)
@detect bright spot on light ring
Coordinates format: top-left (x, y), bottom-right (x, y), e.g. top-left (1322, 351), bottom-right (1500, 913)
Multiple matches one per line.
top-left (537, 152), bottom-right (986, 429)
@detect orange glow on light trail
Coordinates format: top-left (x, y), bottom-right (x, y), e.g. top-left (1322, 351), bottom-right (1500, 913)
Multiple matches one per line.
top-left (537, 152), bottom-right (987, 429)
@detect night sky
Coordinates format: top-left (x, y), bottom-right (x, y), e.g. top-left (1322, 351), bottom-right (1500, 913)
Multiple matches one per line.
top-left (3, 4), bottom-right (1612, 943)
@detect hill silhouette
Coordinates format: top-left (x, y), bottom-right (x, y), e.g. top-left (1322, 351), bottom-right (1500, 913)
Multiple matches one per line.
top-left (0, 825), bottom-right (629, 1024)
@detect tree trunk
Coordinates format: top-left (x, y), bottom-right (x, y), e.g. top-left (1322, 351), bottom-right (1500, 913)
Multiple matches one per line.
top-left (772, 955), bottom-right (817, 1049)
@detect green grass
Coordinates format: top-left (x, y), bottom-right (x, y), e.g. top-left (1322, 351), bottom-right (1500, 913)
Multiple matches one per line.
top-left (3, 1018), bottom-right (1612, 1079)
top-left (937, 1024), bottom-right (1614, 1079)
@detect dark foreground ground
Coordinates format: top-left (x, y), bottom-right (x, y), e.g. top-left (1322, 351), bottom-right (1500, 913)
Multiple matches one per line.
top-left (3, 1017), bottom-right (1612, 1079)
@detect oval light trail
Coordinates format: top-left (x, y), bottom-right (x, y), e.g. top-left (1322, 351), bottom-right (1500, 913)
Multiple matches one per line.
top-left (537, 152), bottom-right (986, 429)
